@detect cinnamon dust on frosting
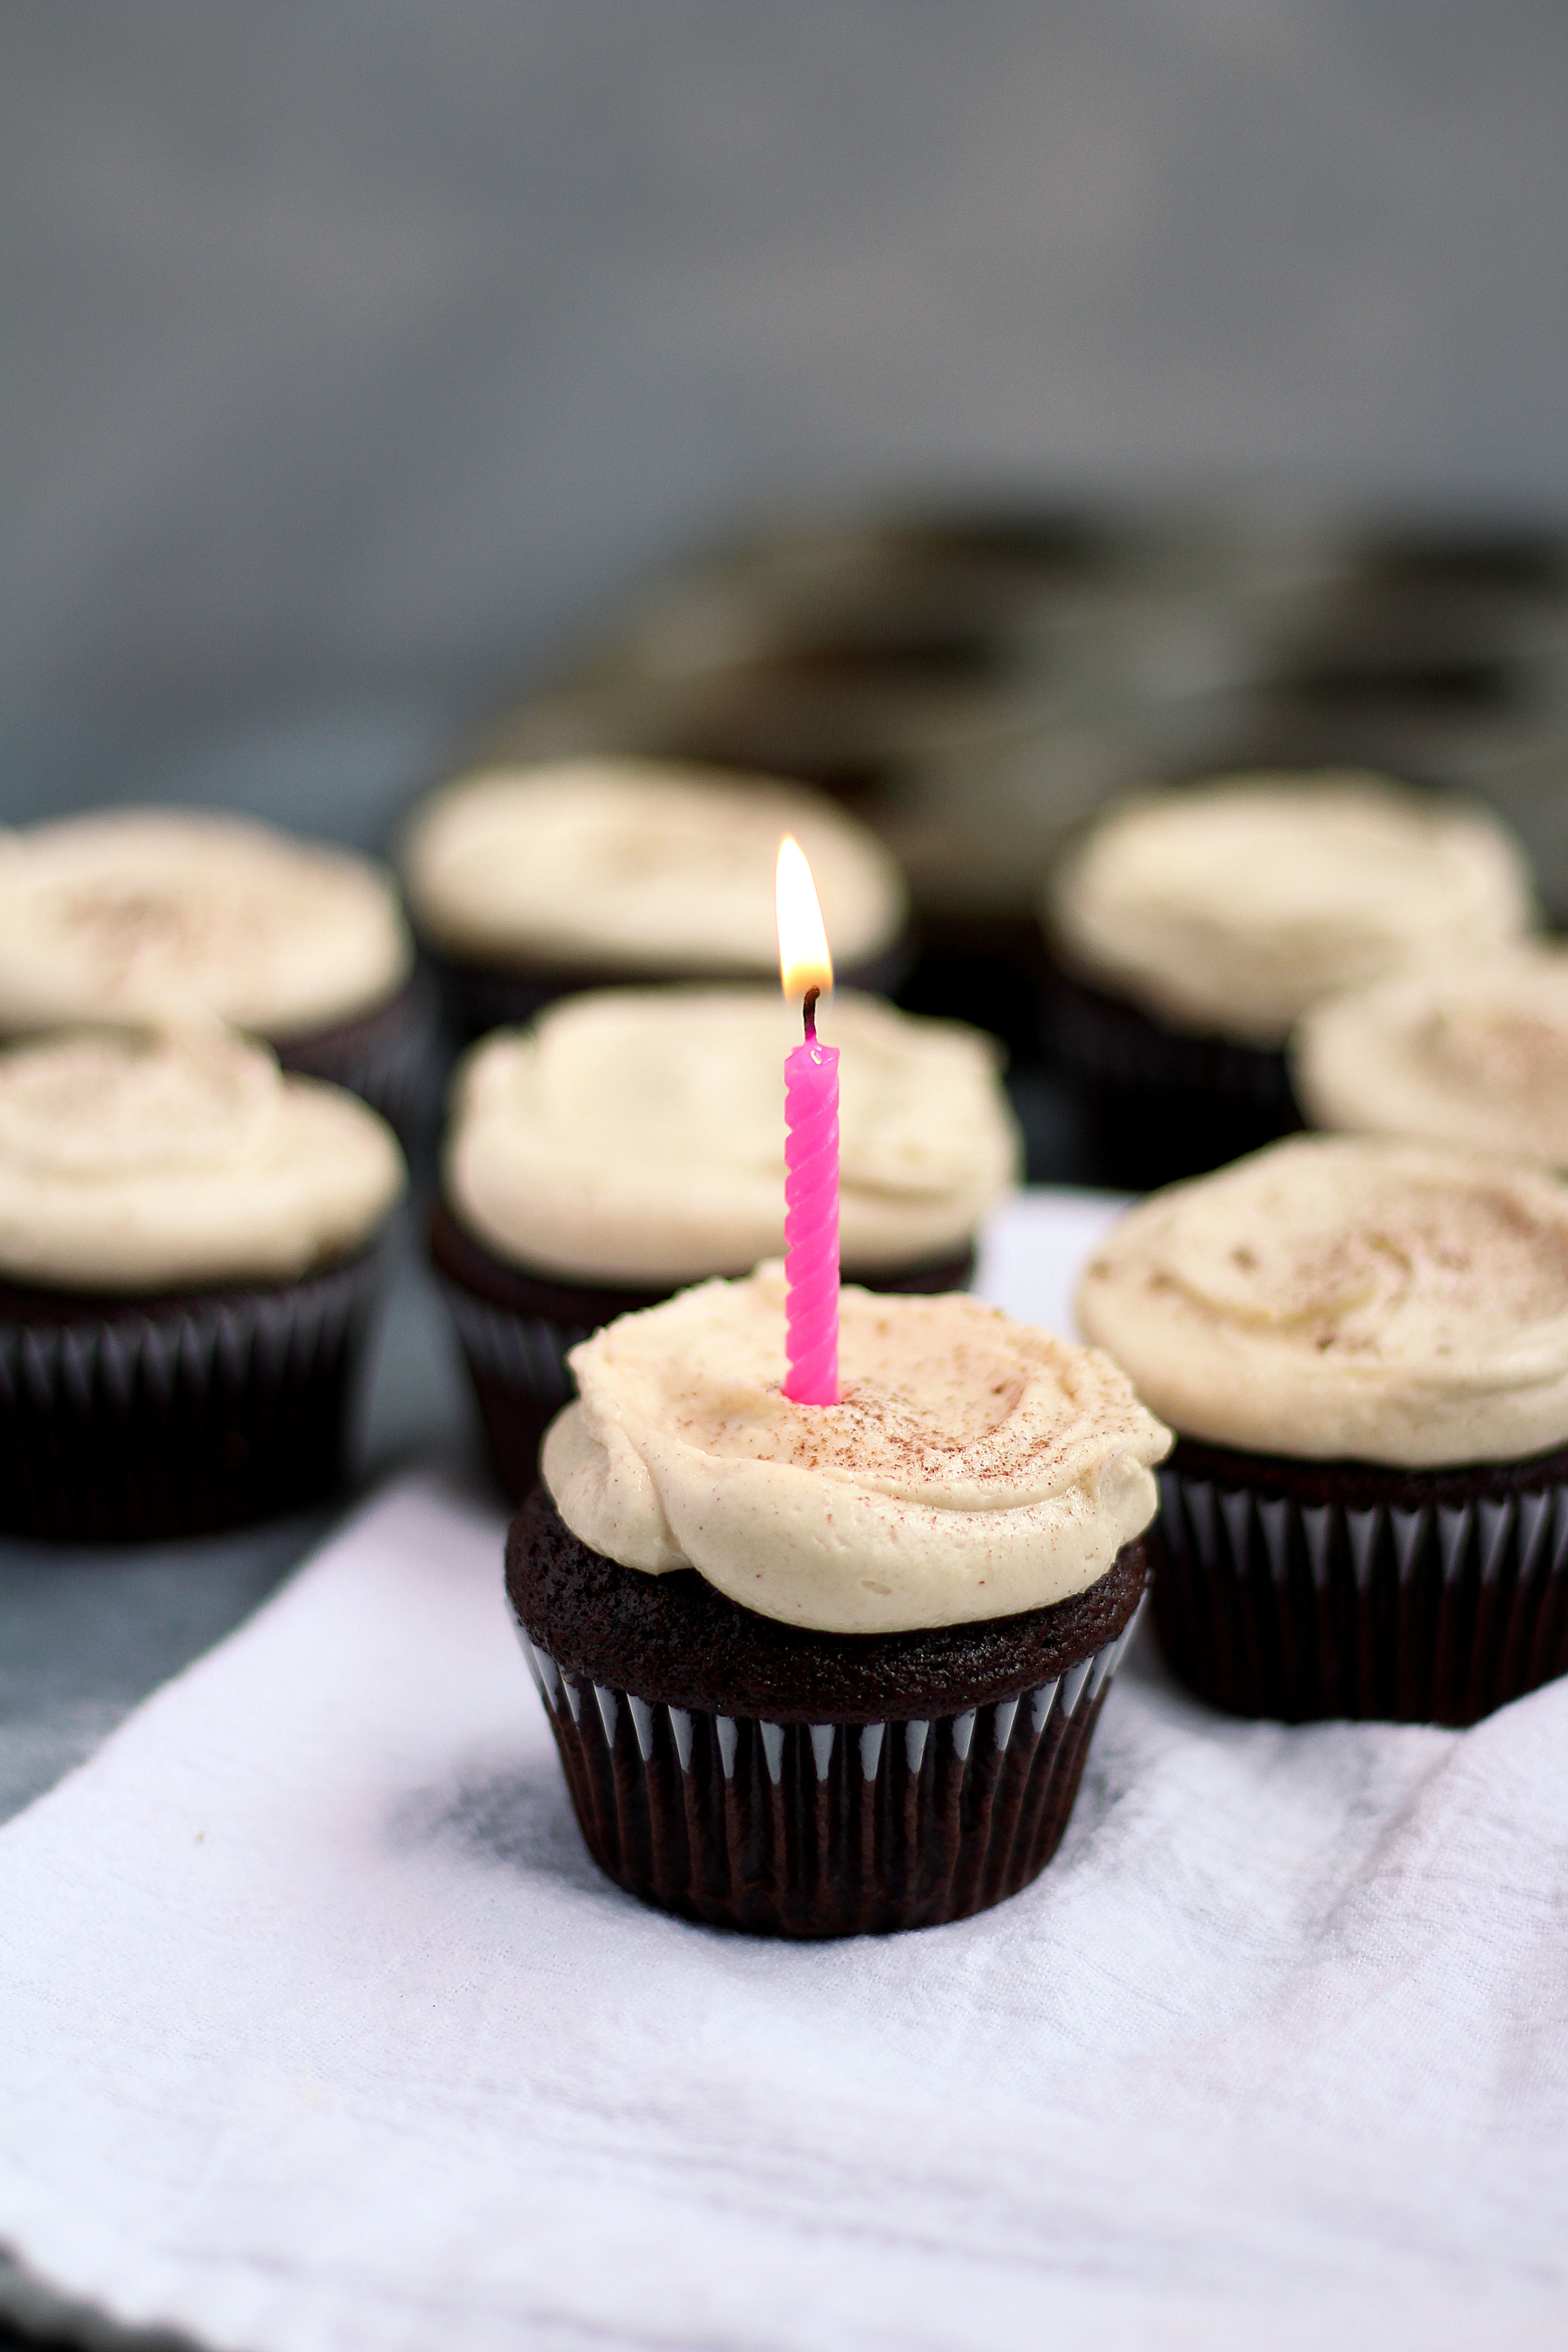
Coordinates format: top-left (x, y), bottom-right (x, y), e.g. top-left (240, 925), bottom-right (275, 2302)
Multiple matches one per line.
top-left (1048, 773), bottom-right (1533, 1046)
top-left (0, 1025), bottom-right (404, 1291)
top-left (446, 986), bottom-right (1019, 1282)
top-left (541, 1265), bottom-right (1169, 1634)
top-left (1078, 1134), bottom-right (1568, 1467)
top-left (401, 757), bottom-right (906, 975)
top-left (0, 809), bottom-right (411, 1038)
top-left (1295, 945), bottom-right (1568, 1168)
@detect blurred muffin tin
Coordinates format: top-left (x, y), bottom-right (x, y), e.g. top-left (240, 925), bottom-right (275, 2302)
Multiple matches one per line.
top-left (447, 501), bottom-right (1568, 1080)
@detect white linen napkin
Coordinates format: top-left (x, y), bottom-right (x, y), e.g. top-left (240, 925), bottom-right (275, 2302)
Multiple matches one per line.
top-left (2, 1194), bottom-right (1567, 2352)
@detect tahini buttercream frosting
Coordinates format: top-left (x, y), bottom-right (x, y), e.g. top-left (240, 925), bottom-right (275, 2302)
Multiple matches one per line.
top-left (1077, 1134), bottom-right (1568, 1467)
top-left (0, 810), bottom-right (412, 1039)
top-left (0, 1026), bottom-right (406, 1291)
top-left (401, 757), bottom-right (907, 973)
top-left (445, 988), bottom-right (1020, 1284)
top-left (541, 1266), bottom-right (1170, 1634)
top-left (1294, 947), bottom-right (1568, 1169)
top-left (1048, 773), bottom-right (1534, 1047)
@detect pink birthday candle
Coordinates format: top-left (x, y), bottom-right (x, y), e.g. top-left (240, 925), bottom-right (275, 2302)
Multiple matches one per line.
top-left (776, 837), bottom-right (840, 1406)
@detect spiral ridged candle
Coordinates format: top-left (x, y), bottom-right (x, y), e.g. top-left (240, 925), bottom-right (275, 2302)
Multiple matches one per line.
top-left (783, 1031), bottom-right (840, 1405)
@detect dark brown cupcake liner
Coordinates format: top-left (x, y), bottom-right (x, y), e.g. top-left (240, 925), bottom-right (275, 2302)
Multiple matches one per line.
top-left (1150, 1440), bottom-right (1568, 1725)
top-left (421, 933), bottom-right (915, 1045)
top-left (1041, 960), bottom-right (1300, 1188)
top-left (273, 967), bottom-right (441, 1138)
top-left (0, 1246), bottom-right (386, 1543)
top-left (437, 1283), bottom-right (583, 1505)
top-left (430, 1199), bottom-right (975, 1504)
top-left (512, 1592), bottom-right (1145, 1936)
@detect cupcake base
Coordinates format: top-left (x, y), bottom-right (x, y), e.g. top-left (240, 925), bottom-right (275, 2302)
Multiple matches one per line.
top-left (1042, 960), bottom-right (1300, 1189)
top-left (430, 1201), bottom-right (976, 1505)
top-left (508, 1489), bottom-right (1147, 1936)
top-left (273, 969), bottom-right (438, 1138)
top-left (422, 937), bottom-right (914, 1044)
top-left (1151, 1435), bottom-right (1568, 1726)
top-left (0, 1246), bottom-right (384, 1543)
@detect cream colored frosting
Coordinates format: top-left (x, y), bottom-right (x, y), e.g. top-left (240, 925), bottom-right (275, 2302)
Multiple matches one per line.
top-left (541, 1265), bottom-right (1170, 1634)
top-left (0, 1026), bottom-right (406, 1291)
top-left (1295, 947), bottom-right (1568, 1170)
top-left (1048, 773), bottom-right (1534, 1047)
top-left (1077, 1134), bottom-right (1568, 1467)
top-left (445, 987), bottom-right (1019, 1284)
top-left (401, 757), bottom-right (908, 973)
top-left (0, 810), bottom-right (412, 1039)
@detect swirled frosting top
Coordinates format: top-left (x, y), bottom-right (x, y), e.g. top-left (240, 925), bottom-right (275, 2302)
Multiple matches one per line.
top-left (540, 1265), bottom-right (1170, 1634)
top-left (445, 987), bottom-right (1020, 1284)
top-left (1047, 773), bottom-right (1534, 1046)
top-left (0, 1026), bottom-right (406, 1291)
top-left (1294, 946), bottom-right (1568, 1171)
top-left (1076, 1134), bottom-right (1568, 1467)
top-left (0, 809), bottom-right (412, 1038)
top-left (401, 757), bottom-right (907, 973)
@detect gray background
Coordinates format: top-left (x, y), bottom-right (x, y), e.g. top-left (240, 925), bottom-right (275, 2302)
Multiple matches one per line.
top-left (5, 1), bottom-right (1568, 849)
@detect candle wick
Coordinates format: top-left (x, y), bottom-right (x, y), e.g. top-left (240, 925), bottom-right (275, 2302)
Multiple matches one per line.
top-left (802, 986), bottom-right (819, 1042)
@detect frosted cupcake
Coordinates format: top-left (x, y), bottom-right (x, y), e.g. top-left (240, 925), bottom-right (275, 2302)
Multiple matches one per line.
top-left (1294, 944), bottom-right (1568, 1168)
top-left (0, 1024), bottom-right (405, 1540)
top-left (1043, 772), bottom-right (1535, 1186)
top-left (432, 986), bottom-right (1021, 1499)
top-left (508, 1269), bottom-right (1169, 1936)
top-left (0, 810), bottom-right (431, 1131)
top-left (1078, 1134), bottom-right (1568, 1725)
top-left (400, 756), bottom-right (910, 1036)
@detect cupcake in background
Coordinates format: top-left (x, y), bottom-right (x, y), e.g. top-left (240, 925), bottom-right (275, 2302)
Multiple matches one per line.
top-left (432, 985), bottom-right (1021, 1501)
top-left (0, 809), bottom-right (432, 1132)
top-left (510, 1267), bottom-right (1169, 1936)
top-left (1294, 944), bottom-right (1568, 1168)
top-left (399, 756), bottom-right (910, 1037)
top-left (1042, 771), bottom-right (1536, 1187)
top-left (1078, 1133), bottom-right (1568, 1726)
top-left (0, 1023), bottom-right (405, 1541)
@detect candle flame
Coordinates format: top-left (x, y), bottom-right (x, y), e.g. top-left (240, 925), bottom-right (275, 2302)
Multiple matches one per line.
top-left (776, 836), bottom-right (833, 1002)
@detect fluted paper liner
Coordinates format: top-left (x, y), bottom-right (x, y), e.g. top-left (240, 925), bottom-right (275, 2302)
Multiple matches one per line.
top-left (512, 1598), bottom-right (1145, 1937)
top-left (276, 969), bottom-right (438, 1138)
top-left (1043, 962), bottom-right (1299, 1184)
top-left (437, 1284), bottom-right (585, 1504)
top-left (1152, 1459), bottom-right (1568, 1725)
top-left (0, 1251), bottom-right (382, 1542)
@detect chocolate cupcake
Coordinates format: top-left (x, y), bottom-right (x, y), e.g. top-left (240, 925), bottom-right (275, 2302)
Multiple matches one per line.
top-left (1078, 1134), bottom-right (1568, 1725)
top-left (0, 809), bottom-right (433, 1133)
top-left (399, 755), bottom-right (910, 1036)
top-left (1043, 772), bottom-right (1536, 1187)
top-left (1294, 944), bottom-right (1568, 1169)
top-left (0, 1023), bottom-right (405, 1541)
top-left (433, 986), bottom-right (1022, 1500)
top-left (507, 1268), bottom-right (1170, 1936)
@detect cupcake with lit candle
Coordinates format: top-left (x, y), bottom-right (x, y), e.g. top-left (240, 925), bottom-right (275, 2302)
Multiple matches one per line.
top-left (1078, 1133), bottom-right (1568, 1725)
top-left (398, 755), bottom-right (910, 1036)
top-left (508, 1268), bottom-right (1169, 1936)
top-left (0, 809), bottom-right (433, 1132)
top-left (1042, 771), bottom-right (1536, 1187)
top-left (432, 843), bottom-right (1019, 1500)
top-left (0, 1022), bottom-right (405, 1540)
top-left (1293, 942), bottom-right (1568, 1168)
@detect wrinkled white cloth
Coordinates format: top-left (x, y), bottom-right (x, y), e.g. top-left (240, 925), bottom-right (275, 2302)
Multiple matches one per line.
top-left (1, 1193), bottom-right (1567, 2352)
